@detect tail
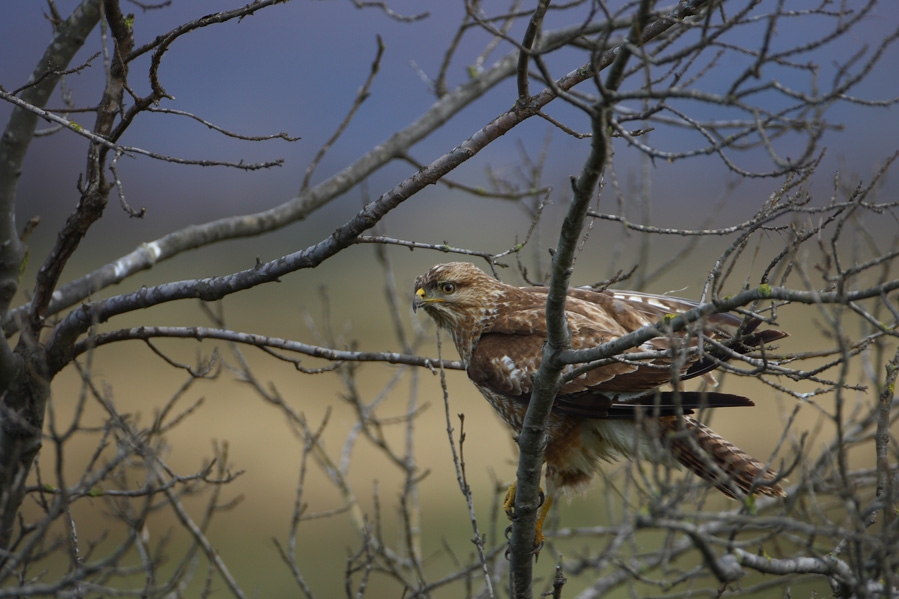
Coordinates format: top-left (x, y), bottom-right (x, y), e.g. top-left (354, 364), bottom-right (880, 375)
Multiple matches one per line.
top-left (660, 416), bottom-right (785, 498)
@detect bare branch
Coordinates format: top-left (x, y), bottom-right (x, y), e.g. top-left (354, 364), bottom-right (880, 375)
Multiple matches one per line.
top-left (72, 325), bottom-right (463, 370)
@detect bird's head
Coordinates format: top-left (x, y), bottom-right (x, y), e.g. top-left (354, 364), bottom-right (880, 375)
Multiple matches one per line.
top-left (413, 262), bottom-right (500, 332)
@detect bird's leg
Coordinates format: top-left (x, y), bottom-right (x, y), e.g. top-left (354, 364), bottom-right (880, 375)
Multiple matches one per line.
top-left (503, 480), bottom-right (517, 519)
top-left (504, 481), bottom-right (546, 517)
top-left (533, 494), bottom-right (553, 551)
top-left (503, 480), bottom-right (549, 551)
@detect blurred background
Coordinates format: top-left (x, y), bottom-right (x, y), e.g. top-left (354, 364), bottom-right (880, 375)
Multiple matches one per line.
top-left (2, 1), bottom-right (898, 596)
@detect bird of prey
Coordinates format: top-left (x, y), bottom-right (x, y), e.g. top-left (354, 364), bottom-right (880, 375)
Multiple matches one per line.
top-left (413, 262), bottom-right (786, 546)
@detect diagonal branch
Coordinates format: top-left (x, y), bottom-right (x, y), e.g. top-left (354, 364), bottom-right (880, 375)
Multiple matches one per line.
top-left (560, 282), bottom-right (899, 368)
top-left (70, 325), bottom-right (463, 371)
top-left (2, 3), bottom-right (708, 337)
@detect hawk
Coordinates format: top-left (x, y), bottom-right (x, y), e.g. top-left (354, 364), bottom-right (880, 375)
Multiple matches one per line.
top-left (413, 262), bottom-right (786, 545)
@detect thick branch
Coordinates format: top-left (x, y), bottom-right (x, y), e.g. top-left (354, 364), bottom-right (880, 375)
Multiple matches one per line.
top-left (1, 47), bottom-right (516, 336)
top-left (44, 1), bottom-right (712, 375)
top-left (506, 102), bottom-right (611, 594)
top-left (0, 0), bottom-right (102, 554)
top-left (23, 0), bottom-right (134, 339)
top-left (2, 2), bottom-right (708, 337)
top-left (508, 2), bottom-right (696, 594)
top-left (0, 0), bottom-right (102, 370)
top-left (876, 346), bottom-right (899, 524)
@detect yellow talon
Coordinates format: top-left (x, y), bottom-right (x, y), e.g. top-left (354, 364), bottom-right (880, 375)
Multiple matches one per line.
top-left (534, 494), bottom-right (553, 549)
top-left (503, 481), bottom-right (518, 518)
top-left (503, 481), bottom-right (553, 551)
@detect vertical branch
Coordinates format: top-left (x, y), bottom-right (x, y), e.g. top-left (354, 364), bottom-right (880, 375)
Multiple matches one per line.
top-left (516, 0), bottom-right (551, 102)
top-left (0, 0), bottom-right (104, 553)
top-left (27, 0), bottom-right (134, 335)
top-left (374, 239), bottom-right (427, 570)
top-left (437, 335), bottom-right (496, 598)
top-left (507, 3), bottom-right (651, 595)
top-left (872, 345), bottom-right (899, 596)
top-left (0, 0), bottom-right (102, 318)
top-left (507, 101), bottom-right (611, 599)
top-left (876, 346), bottom-right (899, 523)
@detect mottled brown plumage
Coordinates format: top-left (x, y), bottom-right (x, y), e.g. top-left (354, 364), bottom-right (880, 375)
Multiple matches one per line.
top-left (413, 262), bottom-right (786, 538)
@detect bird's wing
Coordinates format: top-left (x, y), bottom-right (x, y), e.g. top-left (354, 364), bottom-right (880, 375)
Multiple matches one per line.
top-left (564, 286), bottom-right (788, 381)
top-left (469, 330), bottom-right (755, 420)
top-left (467, 284), bottom-right (784, 420)
top-left (466, 296), bottom-right (681, 419)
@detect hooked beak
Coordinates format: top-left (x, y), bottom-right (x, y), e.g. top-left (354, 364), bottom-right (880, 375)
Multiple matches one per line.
top-left (412, 287), bottom-right (426, 313)
top-left (413, 287), bottom-right (443, 313)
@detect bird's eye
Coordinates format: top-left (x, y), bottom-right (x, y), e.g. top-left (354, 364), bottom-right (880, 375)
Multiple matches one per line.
top-left (440, 282), bottom-right (456, 294)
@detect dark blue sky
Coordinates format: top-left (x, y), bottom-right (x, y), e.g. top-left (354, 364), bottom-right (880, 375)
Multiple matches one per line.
top-left (2, 1), bottom-right (897, 284)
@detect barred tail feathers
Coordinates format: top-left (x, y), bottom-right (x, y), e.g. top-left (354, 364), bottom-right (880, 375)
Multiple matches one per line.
top-left (660, 416), bottom-right (785, 498)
